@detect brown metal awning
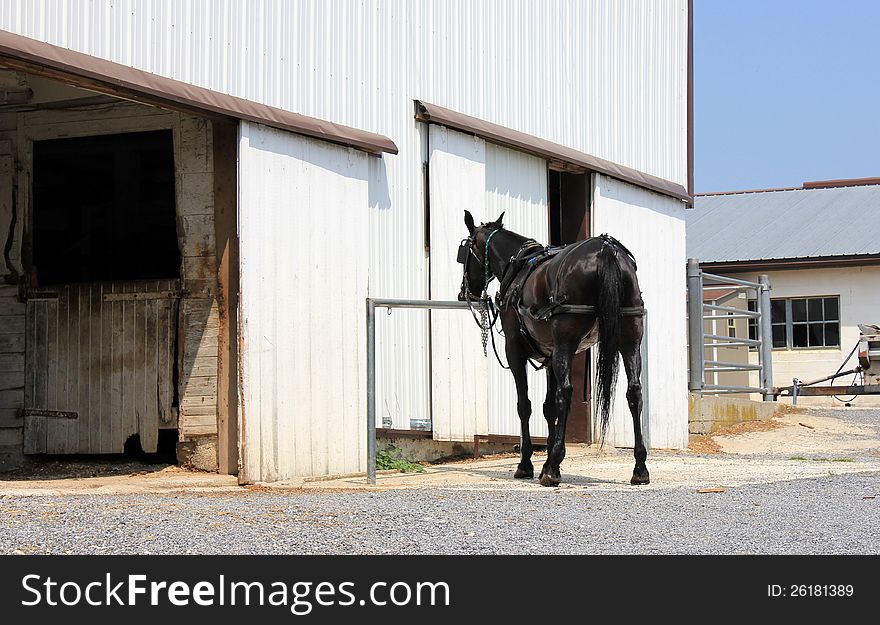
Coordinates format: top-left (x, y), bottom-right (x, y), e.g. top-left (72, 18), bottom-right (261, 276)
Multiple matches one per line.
top-left (415, 100), bottom-right (689, 202)
top-left (0, 29), bottom-right (398, 156)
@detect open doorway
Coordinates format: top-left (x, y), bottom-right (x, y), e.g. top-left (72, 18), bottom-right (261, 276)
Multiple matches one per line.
top-left (23, 128), bottom-right (183, 457)
top-left (548, 169), bottom-right (592, 443)
top-left (32, 129), bottom-right (180, 285)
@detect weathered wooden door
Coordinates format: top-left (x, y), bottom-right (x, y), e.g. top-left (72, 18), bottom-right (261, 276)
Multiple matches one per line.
top-left (23, 280), bottom-right (180, 454)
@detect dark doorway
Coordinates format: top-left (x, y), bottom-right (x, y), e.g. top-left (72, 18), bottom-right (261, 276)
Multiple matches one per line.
top-left (548, 169), bottom-right (592, 443)
top-left (31, 130), bottom-right (180, 285)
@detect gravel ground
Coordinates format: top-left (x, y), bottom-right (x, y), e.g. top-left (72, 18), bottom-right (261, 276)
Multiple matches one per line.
top-left (0, 472), bottom-right (878, 555)
top-left (1, 407), bottom-right (878, 555)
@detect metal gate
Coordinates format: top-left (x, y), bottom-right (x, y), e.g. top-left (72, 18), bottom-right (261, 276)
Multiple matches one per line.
top-left (23, 280), bottom-right (180, 454)
top-left (686, 259), bottom-right (775, 400)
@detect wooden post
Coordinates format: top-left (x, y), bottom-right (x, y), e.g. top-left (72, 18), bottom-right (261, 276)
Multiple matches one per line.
top-left (213, 120), bottom-right (240, 475)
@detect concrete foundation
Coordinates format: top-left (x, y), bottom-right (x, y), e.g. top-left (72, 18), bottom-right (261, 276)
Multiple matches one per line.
top-left (688, 393), bottom-right (781, 435)
top-left (177, 435), bottom-right (219, 472)
top-left (379, 436), bottom-right (530, 463)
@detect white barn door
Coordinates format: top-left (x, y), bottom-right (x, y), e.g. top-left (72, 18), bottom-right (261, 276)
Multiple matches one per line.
top-left (591, 174), bottom-right (688, 450)
top-left (485, 144), bottom-right (550, 438)
top-left (238, 122), bottom-right (369, 481)
top-left (428, 126), bottom-right (488, 442)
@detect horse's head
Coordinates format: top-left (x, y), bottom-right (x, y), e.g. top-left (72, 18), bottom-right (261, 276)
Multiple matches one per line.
top-left (457, 210), bottom-right (504, 301)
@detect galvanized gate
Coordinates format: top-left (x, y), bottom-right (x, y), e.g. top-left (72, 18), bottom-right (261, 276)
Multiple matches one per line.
top-left (686, 259), bottom-right (775, 400)
top-left (23, 280), bottom-right (180, 454)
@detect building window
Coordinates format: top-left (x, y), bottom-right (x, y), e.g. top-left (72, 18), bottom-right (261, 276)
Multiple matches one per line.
top-left (727, 312), bottom-right (736, 338)
top-left (748, 296), bottom-right (840, 349)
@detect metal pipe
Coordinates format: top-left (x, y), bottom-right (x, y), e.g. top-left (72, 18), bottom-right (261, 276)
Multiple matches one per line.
top-left (702, 303), bottom-right (760, 317)
top-left (758, 275), bottom-right (775, 401)
top-left (702, 384), bottom-right (767, 393)
top-left (704, 333), bottom-right (761, 346)
top-left (704, 360), bottom-right (763, 370)
top-left (372, 298), bottom-right (473, 310)
top-left (704, 341), bottom-right (760, 348)
top-left (701, 272), bottom-right (762, 289)
top-left (366, 298), bottom-right (377, 485)
top-left (702, 314), bottom-right (759, 320)
top-left (687, 259), bottom-right (704, 393)
top-left (366, 297), bottom-right (485, 485)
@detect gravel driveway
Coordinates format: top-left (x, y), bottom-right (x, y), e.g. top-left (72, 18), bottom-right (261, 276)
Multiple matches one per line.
top-left (1, 408), bottom-right (878, 555)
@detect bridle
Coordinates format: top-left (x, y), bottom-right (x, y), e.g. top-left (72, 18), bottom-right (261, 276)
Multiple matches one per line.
top-left (457, 227), bottom-right (501, 355)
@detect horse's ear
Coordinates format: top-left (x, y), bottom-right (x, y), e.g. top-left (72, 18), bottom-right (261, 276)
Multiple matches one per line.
top-left (495, 212), bottom-right (505, 225)
top-left (464, 210), bottom-right (476, 235)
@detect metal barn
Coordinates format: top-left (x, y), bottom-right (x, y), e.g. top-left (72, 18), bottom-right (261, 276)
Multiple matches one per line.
top-left (0, 1), bottom-right (692, 482)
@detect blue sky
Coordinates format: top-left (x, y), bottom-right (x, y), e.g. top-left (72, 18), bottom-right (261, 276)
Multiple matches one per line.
top-left (694, 0), bottom-right (880, 193)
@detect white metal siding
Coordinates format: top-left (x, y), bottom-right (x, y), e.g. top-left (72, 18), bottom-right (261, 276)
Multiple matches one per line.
top-left (592, 174), bottom-right (689, 450)
top-left (238, 122), bottom-right (368, 481)
top-left (0, 0), bottom-right (688, 187)
top-left (485, 143), bottom-right (550, 438)
top-left (428, 126), bottom-right (488, 442)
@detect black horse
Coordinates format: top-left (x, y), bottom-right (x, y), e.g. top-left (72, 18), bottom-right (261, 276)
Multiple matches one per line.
top-left (458, 210), bottom-right (648, 487)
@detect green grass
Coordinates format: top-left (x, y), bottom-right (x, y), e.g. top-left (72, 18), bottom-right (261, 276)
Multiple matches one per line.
top-left (789, 456), bottom-right (855, 463)
top-left (376, 445), bottom-right (425, 473)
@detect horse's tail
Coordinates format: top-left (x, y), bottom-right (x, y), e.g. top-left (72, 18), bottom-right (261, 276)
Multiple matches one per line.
top-left (596, 236), bottom-right (624, 445)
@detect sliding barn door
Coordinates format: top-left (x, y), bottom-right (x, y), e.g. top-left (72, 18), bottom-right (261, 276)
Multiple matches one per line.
top-left (485, 144), bottom-right (549, 438)
top-left (428, 126), bottom-right (488, 442)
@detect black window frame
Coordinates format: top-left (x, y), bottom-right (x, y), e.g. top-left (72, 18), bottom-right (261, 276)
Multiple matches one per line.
top-left (748, 296), bottom-right (840, 350)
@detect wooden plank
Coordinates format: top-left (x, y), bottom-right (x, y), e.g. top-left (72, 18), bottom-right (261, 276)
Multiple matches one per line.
top-left (0, 333), bottom-right (25, 352)
top-left (0, 315), bottom-right (25, 334)
top-left (0, 388), bottom-right (23, 408)
top-left (44, 295), bottom-right (59, 453)
top-left (0, 408), bottom-right (21, 428)
top-left (33, 301), bottom-right (48, 413)
top-left (0, 300), bottom-right (25, 315)
top-left (22, 414), bottom-right (45, 454)
top-left (67, 284), bottom-right (81, 453)
top-left (0, 426), bottom-right (23, 447)
top-left (52, 288), bottom-right (71, 454)
top-left (157, 300), bottom-right (171, 424)
top-left (77, 284), bottom-right (91, 453)
top-left (24, 101), bottom-right (172, 127)
top-left (181, 375), bottom-right (217, 398)
top-left (0, 370), bottom-right (23, 391)
top-left (88, 283), bottom-right (105, 453)
top-left (179, 215), bottom-right (217, 258)
top-left (140, 299), bottom-right (159, 453)
top-left (108, 283), bottom-right (123, 451)
top-left (0, 285), bottom-right (19, 297)
top-left (0, 353), bottom-right (24, 372)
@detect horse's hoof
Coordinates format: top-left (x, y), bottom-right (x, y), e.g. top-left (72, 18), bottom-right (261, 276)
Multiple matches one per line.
top-left (630, 469), bottom-right (650, 485)
top-left (540, 473), bottom-right (560, 487)
top-left (513, 467), bottom-right (534, 479)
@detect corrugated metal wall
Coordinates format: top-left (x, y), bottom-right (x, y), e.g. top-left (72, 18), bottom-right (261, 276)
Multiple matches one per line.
top-left (485, 143), bottom-right (550, 439)
top-left (428, 126), bottom-right (488, 442)
top-left (0, 0), bottom-right (688, 186)
top-left (237, 122), bottom-right (368, 481)
top-left (0, 2), bottom-right (688, 444)
top-left (592, 174), bottom-right (689, 450)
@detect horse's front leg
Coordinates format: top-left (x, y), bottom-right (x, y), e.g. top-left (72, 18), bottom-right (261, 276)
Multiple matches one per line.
top-left (507, 335), bottom-right (534, 479)
top-left (540, 328), bottom-right (579, 487)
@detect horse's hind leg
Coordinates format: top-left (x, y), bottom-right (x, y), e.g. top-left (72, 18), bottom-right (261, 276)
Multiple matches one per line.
top-left (541, 331), bottom-right (578, 487)
top-left (621, 321), bottom-right (649, 485)
top-left (539, 367), bottom-right (557, 482)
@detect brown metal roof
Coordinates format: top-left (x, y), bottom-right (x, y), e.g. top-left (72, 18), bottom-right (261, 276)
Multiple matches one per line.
top-left (414, 100), bottom-right (691, 203)
top-left (802, 177), bottom-right (880, 190)
top-left (0, 28), bottom-right (398, 156)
